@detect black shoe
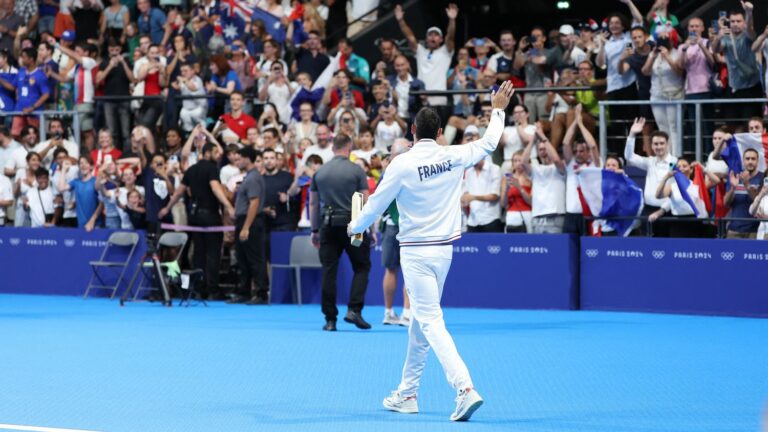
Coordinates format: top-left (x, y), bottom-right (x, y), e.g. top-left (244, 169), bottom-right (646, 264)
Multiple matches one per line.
top-left (323, 320), bottom-right (337, 331)
top-left (245, 296), bottom-right (268, 305)
top-left (343, 311), bottom-right (371, 330)
top-left (225, 294), bottom-right (248, 304)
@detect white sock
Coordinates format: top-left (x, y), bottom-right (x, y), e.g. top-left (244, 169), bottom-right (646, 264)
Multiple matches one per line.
top-left (385, 308), bottom-right (393, 315)
top-left (444, 125), bottom-right (457, 146)
top-left (401, 308), bottom-right (411, 319)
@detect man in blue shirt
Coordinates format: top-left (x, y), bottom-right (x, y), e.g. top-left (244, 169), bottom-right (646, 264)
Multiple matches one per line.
top-left (137, 0), bottom-right (167, 45)
top-left (725, 148), bottom-right (764, 239)
top-left (9, 48), bottom-right (49, 137)
top-left (0, 49), bottom-right (17, 117)
top-left (56, 155), bottom-right (103, 231)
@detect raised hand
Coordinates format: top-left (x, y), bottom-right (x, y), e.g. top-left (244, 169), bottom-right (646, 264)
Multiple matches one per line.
top-left (394, 4), bottom-right (404, 21)
top-left (741, 1), bottom-right (753, 13)
top-left (629, 117), bottom-right (645, 136)
top-left (445, 3), bottom-right (458, 20)
top-left (491, 80), bottom-right (515, 110)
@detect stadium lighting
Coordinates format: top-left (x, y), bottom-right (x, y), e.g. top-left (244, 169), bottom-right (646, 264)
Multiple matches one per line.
top-left (556, 1), bottom-right (570, 9)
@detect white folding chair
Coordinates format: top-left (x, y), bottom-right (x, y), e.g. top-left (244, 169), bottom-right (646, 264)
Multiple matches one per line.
top-left (270, 235), bottom-right (322, 304)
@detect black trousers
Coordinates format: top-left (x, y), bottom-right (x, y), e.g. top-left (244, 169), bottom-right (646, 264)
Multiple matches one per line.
top-left (319, 225), bottom-right (371, 321)
top-left (725, 84), bottom-right (764, 125)
top-left (467, 219), bottom-right (503, 233)
top-left (189, 210), bottom-right (223, 295)
top-left (235, 215), bottom-right (269, 299)
top-left (607, 84), bottom-right (639, 154)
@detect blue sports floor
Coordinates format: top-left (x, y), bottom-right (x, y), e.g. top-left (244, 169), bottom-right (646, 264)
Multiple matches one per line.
top-left (1, 294), bottom-right (766, 432)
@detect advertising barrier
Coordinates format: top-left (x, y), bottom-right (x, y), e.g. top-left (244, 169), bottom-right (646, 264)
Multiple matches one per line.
top-left (580, 237), bottom-right (768, 317)
top-left (270, 232), bottom-right (579, 310)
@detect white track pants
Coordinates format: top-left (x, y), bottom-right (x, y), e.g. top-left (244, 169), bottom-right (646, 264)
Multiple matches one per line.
top-left (397, 244), bottom-right (472, 397)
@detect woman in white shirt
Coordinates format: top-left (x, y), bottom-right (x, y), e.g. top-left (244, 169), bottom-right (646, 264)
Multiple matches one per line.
top-left (13, 152), bottom-right (42, 227)
top-left (258, 62), bottom-right (298, 124)
top-left (655, 158), bottom-right (717, 238)
top-left (642, 35), bottom-right (684, 154)
top-left (115, 168), bottom-right (145, 229)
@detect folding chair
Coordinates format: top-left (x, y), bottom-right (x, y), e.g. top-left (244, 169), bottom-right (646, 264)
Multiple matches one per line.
top-left (133, 232), bottom-right (188, 301)
top-left (85, 232), bottom-right (140, 299)
top-left (270, 235), bottom-right (322, 304)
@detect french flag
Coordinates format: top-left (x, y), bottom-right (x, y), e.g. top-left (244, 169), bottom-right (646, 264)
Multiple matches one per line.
top-left (672, 167), bottom-right (708, 218)
top-left (577, 167), bottom-right (644, 237)
top-left (720, 133), bottom-right (767, 173)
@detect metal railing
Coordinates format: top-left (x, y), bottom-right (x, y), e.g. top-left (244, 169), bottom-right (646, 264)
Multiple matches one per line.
top-left (598, 98), bottom-right (768, 161)
top-left (0, 110), bottom-right (80, 143)
top-left (583, 215), bottom-right (768, 238)
top-left (409, 85), bottom-right (603, 96)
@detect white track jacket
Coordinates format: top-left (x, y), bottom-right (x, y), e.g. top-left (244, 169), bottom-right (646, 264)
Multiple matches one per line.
top-left (349, 108), bottom-right (505, 246)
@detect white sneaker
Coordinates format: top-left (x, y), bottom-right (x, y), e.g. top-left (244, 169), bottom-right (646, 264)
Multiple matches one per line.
top-left (383, 390), bottom-right (419, 414)
top-left (383, 310), bottom-right (400, 325)
top-left (450, 388), bottom-right (483, 421)
top-left (398, 314), bottom-right (410, 327)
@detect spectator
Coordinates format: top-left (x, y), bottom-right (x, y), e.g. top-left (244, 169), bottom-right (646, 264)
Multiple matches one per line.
top-left (165, 34), bottom-right (198, 131)
top-left (97, 39), bottom-right (134, 153)
top-left (543, 67), bottom-right (579, 149)
top-left (514, 26), bottom-right (557, 121)
top-left (253, 39), bottom-right (287, 88)
top-left (0, 0), bottom-right (23, 53)
top-left (521, 124), bottom-right (566, 234)
top-left (70, 0), bottom-right (101, 44)
top-left (625, 118), bottom-right (677, 234)
top-left (487, 30), bottom-right (522, 85)
top-left (56, 154), bottom-right (103, 231)
top-left (465, 37), bottom-right (497, 71)
top-left (596, 1), bottom-right (643, 152)
top-left (0, 49), bottom-right (17, 113)
top-left (135, 43), bottom-right (167, 129)
top-left (50, 147), bottom-right (77, 227)
top-left (136, 0), bottom-right (166, 45)
top-left (290, 101), bottom-right (319, 144)
top-left (0, 126), bottom-right (20, 178)
top-left (500, 150), bottom-right (532, 233)
top-left (161, 142), bottom-right (234, 300)
top-left (37, 41), bottom-right (62, 110)
top-left (206, 54), bottom-right (241, 120)
top-left (642, 33), bottom-right (684, 155)
top-left (371, 102), bottom-right (405, 152)
top-left (654, 157), bottom-right (714, 237)
top-left (679, 17), bottom-right (715, 153)
top-left (0, 155), bottom-right (11, 223)
top-left (724, 148), bottom-right (764, 239)
top-left (115, 167), bottom-right (145, 229)
top-left (619, 26), bottom-right (653, 153)
top-left (713, 2), bottom-right (762, 124)
top-left (10, 47), bottom-right (49, 137)
top-left (259, 61), bottom-right (298, 124)
top-left (372, 38), bottom-right (398, 80)
top-left (301, 123), bottom-right (333, 164)
top-left (496, 104), bottom-right (534, 172)
top-left (562, 105), bottom-right (601, 234)
top-left (262, 147), bottom-right (296, 232)
top-left (749, 183), bottom-right (768, 240)
top-left (163, 127), bottom-right (184, 161)
top-left (37, 0), bottom-right (57, 35)
top-left (260, 127), bottom-right (281, 152)
top-left (56, 40), bottom-right (98, 150)
top-left (388, 54), bottom-right (425, 123)
top-left (292, 30), bottom-right (329, 82)
top-left (12, 150), bottom-right (40, 226)
top-left (446, 47), bottom-right (479, 119)
top-left (324, 68), bottom-right (364, 111)
top-left (131, 35), bottom-right (161, 114)
top-left (4, 124), bottom-right (36, 177)
top-left (101, 0), bottom-right (129, 46)
top-left (395, 3), bottom-right (457, 107)
top-left (244, 19), bottom-right (267, 58)
top-left (228, 146), bottom-right (269, 305)
top-left (215, 91), bottom-right (257, 144)
top-left (32, 118), bottom-right (79, 168)
top-left (25, 167), bottom-right (59, 227)
top-left (91, 129), bottom-right (122, 170)
top-left (219, 144), bottom-right (241, 186)
top-left (94, 160), bottom-right (123, 229)
top-left (351, 126), bottom-right (376, 163)
top-left (556, 24), bottom-right (587, 70)
top-left (324, 0), bottom-right (346, 48)
top-left (176, 62), bottom-right (207, 133)
top-left (461, 153), bottom-right (502, 233)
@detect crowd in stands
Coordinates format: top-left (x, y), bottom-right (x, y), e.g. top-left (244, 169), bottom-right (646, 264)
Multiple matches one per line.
top-left (0, 0), bottom-right (767, 241)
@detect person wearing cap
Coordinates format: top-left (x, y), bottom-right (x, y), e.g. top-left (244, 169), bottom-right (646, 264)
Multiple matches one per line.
top-left (394, 3), bottom-right (458, 108)
top-left (556, 24), bottom-right (587, 70)
top-left (464, 37), bottom-right (498, 71)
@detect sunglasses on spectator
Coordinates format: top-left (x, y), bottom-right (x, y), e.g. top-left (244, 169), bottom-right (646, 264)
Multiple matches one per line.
top-left (342, 118), bottom-right (353, 123)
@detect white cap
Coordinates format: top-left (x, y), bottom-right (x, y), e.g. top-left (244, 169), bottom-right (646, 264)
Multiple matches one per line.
top-left (464, 125), bottom-right (480, 136)
top-left (559, 24), bottom-right (575, 36)
top-left (426, 26), bottom-right (443, 37)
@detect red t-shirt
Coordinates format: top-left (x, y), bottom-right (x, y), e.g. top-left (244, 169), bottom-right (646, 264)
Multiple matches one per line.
top-left (92, 147), bottom-right (123, 167)
top-left (329, 88), bottom-right (365, 110)
top-left (220, 112), bottom-right (257, 141)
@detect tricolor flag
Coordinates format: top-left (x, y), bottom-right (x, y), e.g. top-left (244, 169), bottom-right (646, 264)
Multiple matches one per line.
top-left (672, 167), bottom-right (708, 218)
top-left (721, 133), bottom-right (767, 173)
top-left (577, 167), bottom-right (644, 237)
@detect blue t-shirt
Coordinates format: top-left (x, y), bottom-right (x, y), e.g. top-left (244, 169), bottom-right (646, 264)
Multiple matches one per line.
top-left (15, 67), bottom-right (50, 111)
top-left (42, 60), bottom-right (59, 104)
top-left (69, 177), bottom-right (99, 227)
top-left (727, 172), bottom-right (765, 233)
top-left (210, 70), bottom-right (241, 104)
top-left (0, 66), bottom-right (17, 111)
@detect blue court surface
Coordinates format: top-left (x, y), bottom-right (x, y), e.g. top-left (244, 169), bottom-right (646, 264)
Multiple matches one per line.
top-left (1, 294), bottom-right (766, 432)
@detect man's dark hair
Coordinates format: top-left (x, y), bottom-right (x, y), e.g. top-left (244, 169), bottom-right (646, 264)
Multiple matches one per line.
top-left (107, 38), bottom-right (121, 48)
top-left (39, 41), bottom-right (54, 52)
top-left (48, 118), bottom-right (64, 130)
top-left (651, 130), bottom-right (669, 141)
top-left (21, 47), bottom-right (37, 61)
top-left (630, 26), bottom-right (647, 35)
top-left (499, 29), bottom-right (514, 38)
top-left (152, 152), bottom-right (167, 162)
top-left (332, 134), bottom-right (353, 151)
top-left (52, 147), bottom-right (69, 160)
top-left (729, 10), bottom-right (745, 19)
top-left (231, 90), bottom-right (245, 99)
top-left (34, 167), bottom-right (49, 178)
top-left (262, 148), bottom-right (277, 158)
top-left (26, 151), bottom-right (40, 162)
top-left (225, 143), bottom-right (239, 154)
top-left (744, 148), bottom-right (759, 158)
top-left (263, 127), bottom-right (279, 138)
top-left (359, 125), bottom-right (373, 135)
top-left (514, 103), bottom-right (529, 113)
top-left (306, 154), bottom-right (323, 165)
top-left (414, 107), bottom-right (441, 140)
top-left (308, 30), bottom-right (321, 38)
top-left (202, 143), bottom-right (216, 155)
top-left (237, 146), bottom-right (257, 162)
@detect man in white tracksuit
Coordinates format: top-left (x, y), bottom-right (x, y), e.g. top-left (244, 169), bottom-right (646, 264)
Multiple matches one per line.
top-left (348, 81), bottom-right (515, 422)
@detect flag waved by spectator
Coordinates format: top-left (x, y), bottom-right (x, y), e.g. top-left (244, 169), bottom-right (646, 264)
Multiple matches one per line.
top-left (577, 167), bottom-right (644, 237)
